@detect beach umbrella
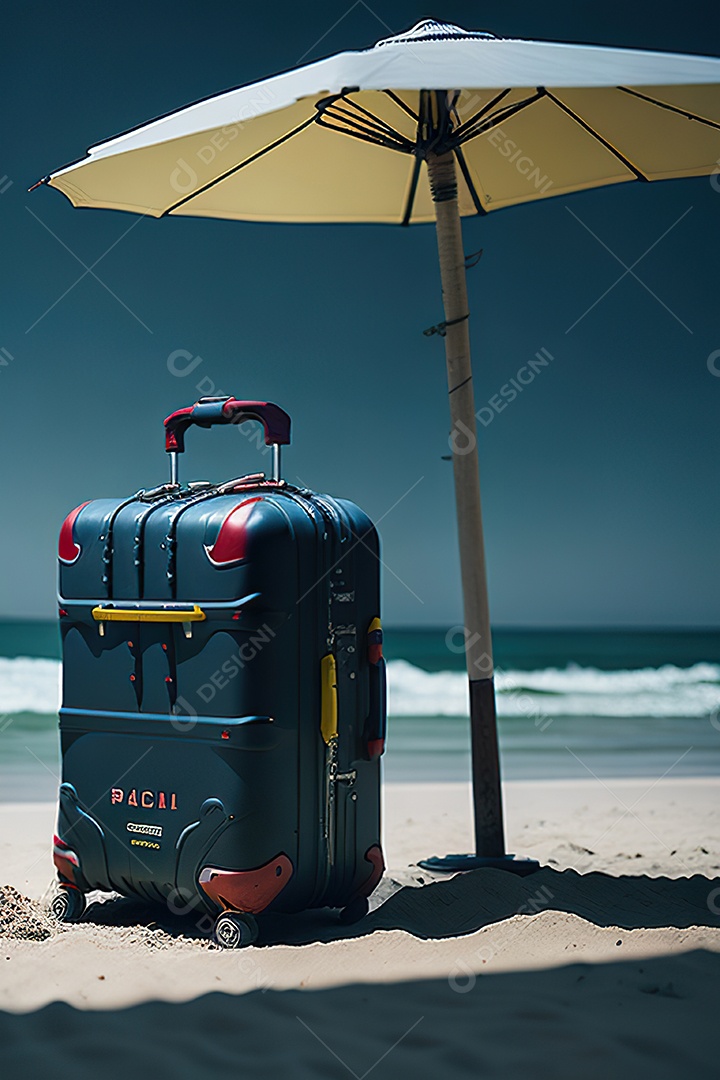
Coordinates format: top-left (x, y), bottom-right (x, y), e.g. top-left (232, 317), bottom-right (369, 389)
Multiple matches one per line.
top-left (36, 21), bottom-right (720, 873)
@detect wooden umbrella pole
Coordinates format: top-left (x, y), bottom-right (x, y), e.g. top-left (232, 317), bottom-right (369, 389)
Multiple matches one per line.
top-left (427, 150), bottom-right (505, 858)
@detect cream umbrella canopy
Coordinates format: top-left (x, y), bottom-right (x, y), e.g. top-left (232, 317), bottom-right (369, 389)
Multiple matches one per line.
top-left (38, 20), bottom-right (720, 873)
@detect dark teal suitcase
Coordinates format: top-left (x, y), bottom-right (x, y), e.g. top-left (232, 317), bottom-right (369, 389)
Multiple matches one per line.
top-left (52, 398), bottom-right (386, 947)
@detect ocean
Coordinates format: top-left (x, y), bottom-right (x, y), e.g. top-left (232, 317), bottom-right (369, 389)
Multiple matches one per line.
top-left (0, 622), bottom-right (718, 800)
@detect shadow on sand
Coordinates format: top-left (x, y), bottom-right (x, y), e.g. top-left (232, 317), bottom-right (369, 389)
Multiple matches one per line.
top-left (79, 865), bottom-right (720, 946)
top-left (1, 949), bottom-right (718, 1079)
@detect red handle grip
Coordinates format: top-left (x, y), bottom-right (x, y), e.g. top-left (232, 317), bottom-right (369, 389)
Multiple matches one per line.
top-left (164, 398), bottom-right (291, 453)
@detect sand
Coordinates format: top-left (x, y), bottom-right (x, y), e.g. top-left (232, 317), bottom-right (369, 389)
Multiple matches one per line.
top-left (1, 777), bottom-right (719, 1077)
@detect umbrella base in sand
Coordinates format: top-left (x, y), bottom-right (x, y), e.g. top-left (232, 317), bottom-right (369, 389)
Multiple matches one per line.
top-left (418, 853), bottom-right (540, 875)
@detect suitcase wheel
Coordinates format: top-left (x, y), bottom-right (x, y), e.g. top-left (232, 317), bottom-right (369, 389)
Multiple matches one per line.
top-left (50, 886), bottom-right (86, 924)
top-left (338, 896), bottom-right (369, 926)
top-left (213, 910), bottom-right (259, 949)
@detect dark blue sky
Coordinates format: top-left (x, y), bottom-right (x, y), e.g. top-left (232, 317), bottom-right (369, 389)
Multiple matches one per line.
top-left (2, 1), bottom-right (719, 625)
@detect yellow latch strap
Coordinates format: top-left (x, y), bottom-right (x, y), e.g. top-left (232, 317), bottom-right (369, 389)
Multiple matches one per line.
top-left (91, 604), bottom-right (206, 624)
top-left (320, 653), bottom-right (338, 745)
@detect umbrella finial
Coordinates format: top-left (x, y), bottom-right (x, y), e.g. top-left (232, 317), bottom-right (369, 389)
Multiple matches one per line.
top-left (374, 20), bottom-right (498, 47)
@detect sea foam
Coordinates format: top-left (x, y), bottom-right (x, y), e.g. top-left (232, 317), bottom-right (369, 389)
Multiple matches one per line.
top-left (0, 656), bottom-right (718, 720)
top-left (0, 658), bottom-right (62, 716)
top-left (386, 659), bottom-right (720, 718)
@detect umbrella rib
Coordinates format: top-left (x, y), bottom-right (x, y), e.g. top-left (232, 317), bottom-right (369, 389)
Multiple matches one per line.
top-left (452, 90), bottom-right (546, 145)
top-left (321, 100), bottom-right (412, 148)
top-left (617, 86), bottom-right (720, 129)
top-left (162, 115), bottom-right (317, 215)
top-left (453, 146), bottom-right (486, 215)
top-left (400, 155), bottom-right (423, 226)
top-left (451, 88), bottom-right (513, 139)
top-left (544, 90), bottom-right (649, 181)
top-left (383, 90), bottom-right (419, 121)
top-left (315, 113), bottom-right (412, 152)
top-left (338, 93), bottom-right (412, 141)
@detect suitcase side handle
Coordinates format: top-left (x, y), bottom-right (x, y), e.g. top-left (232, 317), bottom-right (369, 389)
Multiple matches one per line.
top-left (164, 398), bottom-right (291, 484)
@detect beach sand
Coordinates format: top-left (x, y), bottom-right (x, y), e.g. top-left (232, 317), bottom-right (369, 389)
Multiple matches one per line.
top-left (1, 777), bottom-right (719, 1076)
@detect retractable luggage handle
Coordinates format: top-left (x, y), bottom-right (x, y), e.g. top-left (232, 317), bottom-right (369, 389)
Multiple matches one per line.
top-left (164, 397), bottom-right (291, 485)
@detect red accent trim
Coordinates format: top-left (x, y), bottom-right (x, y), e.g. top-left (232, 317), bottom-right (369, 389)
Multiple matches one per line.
top-left (367, 628), bottom-right (383, 665)
top-left (367, 738), bottom-right (385, 760)
top-left (221, 400), bottom-right (291, 445)
top-left (205, 498), bottom-right (262, 566)
top-left (58, 502), bottom-right (90, 564)
top-left (199, 854), bottom-right (293, 914)
top-left (53, 837), bottom-right (80, 885)
top-left (164, 401), bottom-right (290, 452)
top-left (164, 406), bottom-right (194, 452)
top-left (356, 844), bottom-right (384, 899)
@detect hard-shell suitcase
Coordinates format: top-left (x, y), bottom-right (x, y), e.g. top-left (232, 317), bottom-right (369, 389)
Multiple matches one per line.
top-left (51, 397), bottom-right (386, 946)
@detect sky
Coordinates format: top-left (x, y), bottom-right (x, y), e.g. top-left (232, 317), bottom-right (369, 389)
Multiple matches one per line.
top-left (2, 0), bottom-right (719, 626)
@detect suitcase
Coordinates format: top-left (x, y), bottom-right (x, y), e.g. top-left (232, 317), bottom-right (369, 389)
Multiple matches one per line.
top-left (51, 397), bottom-right (386, 947)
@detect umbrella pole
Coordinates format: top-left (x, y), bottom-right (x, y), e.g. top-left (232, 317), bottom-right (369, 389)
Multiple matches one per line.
top-left (418, 151), bottom-right (538, 875)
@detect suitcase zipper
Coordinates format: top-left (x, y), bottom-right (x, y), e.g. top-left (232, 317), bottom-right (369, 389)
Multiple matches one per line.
top-left (314, 497), bottom-right (356, 895)
top-left (279, 490), bottom-right (333, 899)
top-left (323, 741), bottom-right (358, 865)
top-left (316, 497), bottom-right (361, 899)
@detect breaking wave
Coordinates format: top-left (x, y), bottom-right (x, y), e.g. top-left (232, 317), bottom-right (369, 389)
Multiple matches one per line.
top-left (386, 659), bottom-right (720, 718)
top-left (0, 657), bottom-right (718, 720)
